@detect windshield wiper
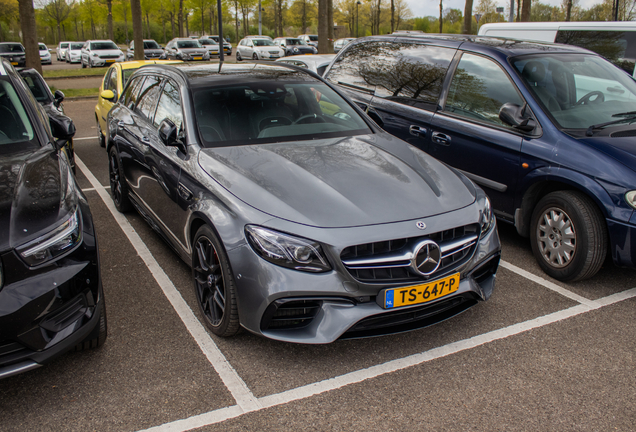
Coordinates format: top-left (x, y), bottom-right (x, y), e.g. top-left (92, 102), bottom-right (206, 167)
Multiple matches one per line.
top-left (586, 115), bottom-right (636, 136)
top-left (612, 111), bottom-right (636, 117)
top-left (337, 81), bottom-right (375, 95)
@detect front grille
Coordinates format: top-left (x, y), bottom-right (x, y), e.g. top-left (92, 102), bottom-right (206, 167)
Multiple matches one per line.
top-left (341, 294), bottom-right (478, 339)
top-left (341, 224), bottom-right (479, 283)
top-left (99, 55), bottom-right (120, 59)
top-left (269, 51), bottom-right (280, 55)
top-left (610, 129), bottom-right (636, 137)
top-left (261, 299), bottom-right (322, 330)
top-left (0, 341), bottom-right (31, 367)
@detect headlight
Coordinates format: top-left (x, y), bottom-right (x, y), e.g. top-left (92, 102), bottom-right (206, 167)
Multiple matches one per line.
top-left (17, 208), bottom-right (82, 267)
top-left (480, 196), bottom-right (494, 235)
top-left (626, 190), bottom-right (636, 209)
top-left (91, 52), bottom-right (99, 57)
top-left (293, 47), bottom-right (299, 52)
top-left (245, 225), bottom-right (331, 273)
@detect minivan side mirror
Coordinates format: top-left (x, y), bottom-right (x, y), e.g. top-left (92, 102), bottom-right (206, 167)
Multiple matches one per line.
top-left (499, 102), bottom-right (536, 132)
top-left (53, 90), bottom-right (65, 108)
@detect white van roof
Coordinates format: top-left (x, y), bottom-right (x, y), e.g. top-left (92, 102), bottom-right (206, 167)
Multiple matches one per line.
top-left (478, 21), bottom-right (636, 43)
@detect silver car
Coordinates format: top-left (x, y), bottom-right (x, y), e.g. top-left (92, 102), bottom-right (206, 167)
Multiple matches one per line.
top-left (106, 62), bottom-right (501, 343)
top-left (236, 37), bottom-right (284, 61)
top-left (81, 40), bottom-right (125, 68)
top-left (38, 43), bottom-right (51, 65)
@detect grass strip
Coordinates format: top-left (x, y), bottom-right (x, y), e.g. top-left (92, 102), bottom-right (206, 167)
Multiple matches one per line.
top-left (43, 68), bottom-right (106, 78)
top-left (49, 86), bottom-right (99, 98)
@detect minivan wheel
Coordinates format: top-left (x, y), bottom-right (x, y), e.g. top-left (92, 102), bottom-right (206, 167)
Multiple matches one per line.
top-left (192, 225), bottom-right (239, 337)
top-left (108, 147), bottom-right (132, 212)
top-left (530, 190), bottom-right (607, 282)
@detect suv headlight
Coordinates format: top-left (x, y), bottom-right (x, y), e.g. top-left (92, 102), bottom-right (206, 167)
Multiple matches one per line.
top-left (17, 208), bottom-right (82, 267)
top-left (626, 190), bottom-right (636, 209)
top-left (480, 196), bottom-right (494, 235)
top-left (245, 225), bottom-right (331, 273)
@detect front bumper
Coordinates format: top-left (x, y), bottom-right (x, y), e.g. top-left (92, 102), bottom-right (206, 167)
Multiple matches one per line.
top-left (608, 214), bottom-right (636, 268)
top-left (90, 57), bottom-right (123, 66)
top-left (229, 208), bottom-right (501, 344)
top-left (0, 198), bottom-right (103, 378)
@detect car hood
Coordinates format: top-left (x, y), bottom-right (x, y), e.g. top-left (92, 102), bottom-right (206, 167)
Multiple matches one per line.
top-left (198, 135), bottom-right (475, 228)
top-left (0, 147), bottom-right (76, 252)
top-left (580, 134), bottom-right (636, 173)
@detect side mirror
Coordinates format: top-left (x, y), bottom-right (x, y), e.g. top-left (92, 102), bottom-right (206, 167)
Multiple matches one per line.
top-left (100, 89), bottom-right (117, 102)
top-left (159, 118), bottom-right (186, 154)
top-left (499, 102), bottom-right (536, 132)
top-left (54, 90), bottom-right (65, 108)
top-left (49, 113), bottom-right (76, 140)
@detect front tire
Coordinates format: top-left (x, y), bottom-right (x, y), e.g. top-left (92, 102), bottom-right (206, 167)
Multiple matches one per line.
top-left (236, 51), bottom-right (242, 61)
top-left (75, 300), bottom-right (107, 351)
top-left (81, 59), bottom-right (86, 68)
top-left (108, 146), bottom-right (132, 212)
top-left (252, 52), bottom-right (258, 60)
top-left (192, 225), bottom-right (240, 337)
top-left (530, 190), bottom-right (607, 282)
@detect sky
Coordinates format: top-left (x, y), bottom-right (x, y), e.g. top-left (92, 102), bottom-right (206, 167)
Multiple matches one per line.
top-left (405, 0), bottom-right (601, 19)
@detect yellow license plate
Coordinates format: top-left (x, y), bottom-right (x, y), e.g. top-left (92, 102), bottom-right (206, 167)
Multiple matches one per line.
top-left (11, 62), bottom-right (18, 65)
top-left (193, 56), bottom-right (202, 60)
top-left (106, 59), bottom-right (116, 63)
top-left (380, 273), bottom-right (460, 309)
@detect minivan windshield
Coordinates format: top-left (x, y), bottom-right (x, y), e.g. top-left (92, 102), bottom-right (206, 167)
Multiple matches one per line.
top-left (512, 53), bottom-right (636, 132)
top-left (192, 81), bottom-right (370, 147)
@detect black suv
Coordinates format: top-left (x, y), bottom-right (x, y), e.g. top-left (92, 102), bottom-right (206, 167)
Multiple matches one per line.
top-left (324, 34), bottom-right (636, 282)
top-left (0, 59), bottom-right (106, 378)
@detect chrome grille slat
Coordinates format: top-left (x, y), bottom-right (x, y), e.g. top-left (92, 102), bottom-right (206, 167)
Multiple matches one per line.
top-left (340, 224), bottom-right (479, 283)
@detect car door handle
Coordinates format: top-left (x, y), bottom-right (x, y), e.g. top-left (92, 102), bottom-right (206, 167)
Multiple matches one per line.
top-left (432, 131), bottom-right (451, 145)
top-left (178, 183), bottom-right (193, 201)
top-left (409, 125), bottom-right (427, 137)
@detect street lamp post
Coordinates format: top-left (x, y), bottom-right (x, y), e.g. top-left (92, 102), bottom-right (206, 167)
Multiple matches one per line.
top-left (356, 0), bottom-right (361, 38)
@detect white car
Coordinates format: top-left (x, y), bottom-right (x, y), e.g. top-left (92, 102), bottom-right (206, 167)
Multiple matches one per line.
top-left (198, 37), bottom-right (220, 57)
top-left (236, 37), bottom-right (284, 61)
top-left (297, 34), bottom-right (318, 47)
top-left (38, 43), bottom-right (51, 65)
top-left (65, 42), bottom-right (84, 63)
top-left (276, 54), bottom-right (335, 76)
top-left (56, 41), bottom-right (71, 61)
top-left (81, 40), bottom-right (125, 68)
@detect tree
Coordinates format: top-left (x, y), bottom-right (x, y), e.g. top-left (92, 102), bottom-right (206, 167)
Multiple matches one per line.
top-left (444, 8), bottom-right (462, 24)
top-left (0, 0), bottom-right (19, 42)
top-left (438, 0), bottom-right (442, 33)
top-left (131, 0), bottom-right (144, 58)
top-left (318, 0), bottom-right (327, 52)
top-left (521, 0), bottom-right (530, 20)
top-left (18, 0), bottom-right (41, 73)
top-left (41, 0), bottom-right (73, 43)
top-left (463, 0), bottom-right (473, 34)
top-left (394, 0), bottom-right (411, 30)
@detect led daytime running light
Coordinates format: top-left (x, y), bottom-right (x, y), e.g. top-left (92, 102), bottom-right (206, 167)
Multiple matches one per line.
top-left (18, 209), bottom-right (82, 266)
top-left (626, 190), bottom-right (636, 210)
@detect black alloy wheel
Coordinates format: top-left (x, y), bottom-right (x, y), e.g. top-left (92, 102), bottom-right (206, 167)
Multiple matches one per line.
top-left (192, 225), bottom-right (239, 337)
top-left (108, 147), bottom-right (132, 212)
top-left (530, 190), bottom-right (607, 282)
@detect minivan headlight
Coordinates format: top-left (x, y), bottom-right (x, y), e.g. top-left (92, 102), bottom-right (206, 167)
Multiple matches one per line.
top-left (245, 225), bottom-right (331, 273)
top-left (17, 208), bottom-right (82, 267)
top-left (626, 190), bottom-right (636, 209)
top-left (481, 196), bottom-right (494, 235)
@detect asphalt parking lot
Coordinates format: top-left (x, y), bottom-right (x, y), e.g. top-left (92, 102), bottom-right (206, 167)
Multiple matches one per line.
top-left (1, 98), bottom-right (635, 431)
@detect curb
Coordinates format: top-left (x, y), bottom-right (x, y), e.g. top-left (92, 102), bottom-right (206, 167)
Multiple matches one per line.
top-left (65, 96), bottom-right (98, 101)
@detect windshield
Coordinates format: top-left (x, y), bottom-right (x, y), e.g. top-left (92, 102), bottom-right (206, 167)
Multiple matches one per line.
top-left (288, 39), bottom-right (305, 46)
top-left (200, 39), bottom-right (217, 45)
top-left (123, 69), bottom-right (137, 87)
top-left (512, 53), bottom-right (636, 132)
top-left (91, 42), bottom-right (118, 50)
top-left (253, 39), bottom-right (275, 47)
top-left (144, 41), bottom-right (160, 49)
top-left (177, 40), bottom-right (201, 48)
top-left (39, 44), bottom-right (48, 51)
top-left (70, 43), bottom-right (84, 50)
top-left (193, 81), bottom-right (370, 147)
top-left (0, 44), bottom-right (24, 53)
top-left (309, 36), bottom-right (318, 41)
top-left (0, 78), bottom-right (36, 149)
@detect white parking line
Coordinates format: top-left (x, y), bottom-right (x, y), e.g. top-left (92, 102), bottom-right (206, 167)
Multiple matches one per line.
top-left (82, 186), bottom-right (110, 192)
top-left (75, 153), bottom-right (636, 432)
top-left (74, 136), bottom-right (97, 141)
top-left (140, 288), bottom-right (636, 432)
top-left (500, 260), bottom-right (597, 307)
top-left (75, 155), bottom-right (262, 413)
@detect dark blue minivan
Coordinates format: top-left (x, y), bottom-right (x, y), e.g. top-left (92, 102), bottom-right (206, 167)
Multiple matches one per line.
top-left (324, 34), bottom-right (636, 282)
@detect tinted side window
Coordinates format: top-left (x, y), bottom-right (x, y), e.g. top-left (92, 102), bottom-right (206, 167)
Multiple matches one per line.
top-left (135, 76), bottom-right (163, 121)
top-left (103, 69), bottom-right (114, 90)
top-left (154, 80), bottom-right (182, 130)
top-left (555, 30), bottom-right (636, 75)
top-left (445, 53), bottom-right (524, 128)
top-left (123, 76), bottom-right (145, 108)
top-left (327, 41), bottom-right (454, 109)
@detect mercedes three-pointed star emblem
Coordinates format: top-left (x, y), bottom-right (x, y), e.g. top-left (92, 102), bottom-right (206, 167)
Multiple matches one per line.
top-left (412, 240), bottom-right (442, 276)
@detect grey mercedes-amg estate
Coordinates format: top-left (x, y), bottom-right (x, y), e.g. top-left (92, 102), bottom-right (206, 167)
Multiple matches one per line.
top-left (106, 62), bottom-right (501, 343)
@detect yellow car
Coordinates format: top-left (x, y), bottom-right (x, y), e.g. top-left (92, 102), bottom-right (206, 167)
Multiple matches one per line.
top-left (95, 60), bottom-right (181, 147)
